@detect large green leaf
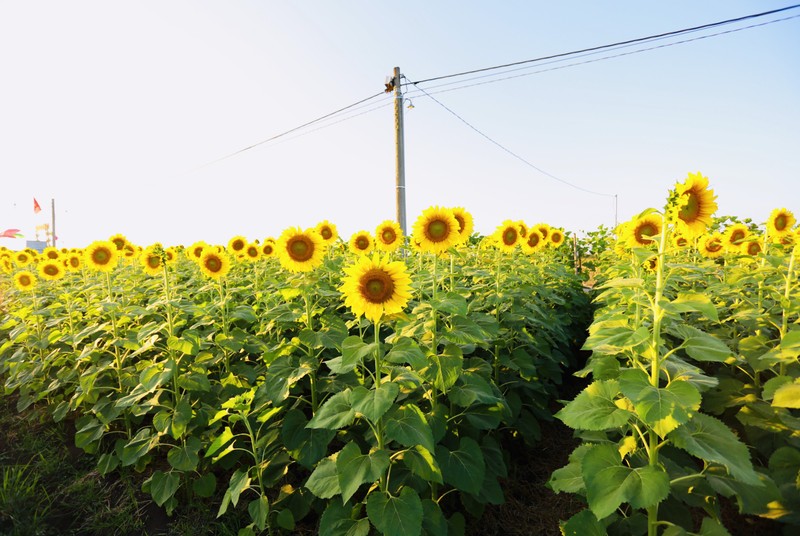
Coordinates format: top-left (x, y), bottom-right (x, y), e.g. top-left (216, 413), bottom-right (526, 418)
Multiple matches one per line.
top-left (772, 382), bottom-right (800, 408)
top-left (319, 499), bottom-right (370, 536)
top-left (205, 426), bottom-right (235, 459)
top-left (282, 408), bottom-right (335, 469)
top-left (670, 413), bottom-right (760, 485)
top-left (366, 487), bottom-right (423, 536)
top-left (683, 334), bottom-right (733, 363)
top-left (421, 499), bottom-right (448, 536)
top-left (336, 442), bottom-right (390, 503)
top-left (582, 325), bottom-right (650, 354)
top-left (228, 469), bottom-right (252, 507)
top-left (341, 336), bottom-right (379, 372)
top-left (448, 372), bottom-right (501, 407)
top-left (430, 292), bottom-right (468, 316)
top-left (167, 436), bottom-right (202, 471)
top-left (662, 293), bottom-right (719, 322)
top-left (619, 369), bottom-right (701, 437)
top-left (560, 509), bottom-right (606, 536)
top-left (435, 437), bottom-right (485, 495)
top-left (426, 344), bottom-right (463, 392)
top-left (149, 470), bottom-right (180, 507)
top-left (780, 329), bottom-right (800, 359)
top-left (385, 404), bottom-right (435, 453)
top-left (581, 443), bottom-right (669, 519)
top-left (384, 337), bottom-right (426, 369)
top-left (120, 427), bottom-right (158, 467)
top-left (305, 457), bottom-right (341, 499)
top-left (402, 445), bottom-right (443, 485)
top-left (350, 383), bottom-right (399, 423)
top-left (555, 380), bottom-right (631, 431)
top-left (307, 390), bottom-right (355, 430)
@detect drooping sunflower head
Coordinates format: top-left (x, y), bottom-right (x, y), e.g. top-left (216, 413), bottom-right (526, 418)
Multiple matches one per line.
top-left (516, 221), bottom-right (529, 239)
top-left (261, 238), bottom-right (276, 257)
top-left (315, 221), bottom-right (339, 244)
top-left (198, 249), bottom-right (231, 279)
top-left (534, 223), bottom-right (551, 241)
top-left (521, 228), bottom-right (545, 254)
top-left (625, 214), bottom-right (662, 249)
top-left (548, 228), bottom-right (566, 248)
top-left (699, 233), bottom-right (725, 259)
top-left (642, 255), bottom-right (659, 273)
top-left (139, 245), bottom-right (164, 276)
top-left (492, 220), bottom-right (521, 252)
top-left (84, 241), bottom-right (119, 272)
top-left (723, 223), bottom-right (750, 252)
top-left (766, 208), bottom-right (796, 241)
top-left (451, 207), bottom-right (475, 245)
top-left (340, 254), bottom-right (412, 323)
top-left (42, 247), bottom-right (61, 260)
top-left (277, 227), bottom-right (326, 273)
top-left (669, 172), bottom-right (718, 237)
top-left (14, 270), bottom-right (36, 292)
top-left (349, 231), bottom-right (375, 255)
top-left (187, 241), bottom-right (208, 261)
top-left (38, 260), bottom-right (65, 281)
top-left (64, 252), bottom-right (83, 271)
top-left (375, 220), bottom-right (404, 252)
top-left (672, 233), bottom-right (690, 250)
top-left (227, 235), bottom-right (248, 256)
top-left (108, 234), bottom-right (129, 252)
top-left (412, 206), bottom-right (460, 255)
top-left (244, 242), bottom-right (261, 262)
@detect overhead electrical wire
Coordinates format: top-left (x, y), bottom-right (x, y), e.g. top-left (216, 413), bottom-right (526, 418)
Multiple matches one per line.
top-left (405, 76), bottom-right (616, 198)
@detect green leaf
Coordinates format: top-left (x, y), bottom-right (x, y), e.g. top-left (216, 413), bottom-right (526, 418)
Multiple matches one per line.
top-left (560, 509), bottom-right (606, 536)
top-left (139, 361), bottom-right (175, 391)
top-left (171, 398), bottom-right (193, 439)
top-left (340, 336), bottom-right (378, 372)
top-left (548, 461), bottom-right (585, 494)
top-left (620, 369), bottom-right (701, 437)
top-left (772, 382), bottom-right (800, 408)
top-left (121, 427), bottom-right (157, 467)
top-left (193, 473), bottom-right (217, 498)
top-left (670, 413), bottom-right (761, 485)
top-left (683, 334), bottom-right (733, 363)
top-left (282, 408), bottom-right (335, 469)
top-left (430, 292), bottom-right (468, 316)
top-left (167, 436), bottom-right (202, 471)
top-left (421, 499), bottom-right (448, 536)
top-left (336, 442), bottom-right (391, 503)
top-left (350, 383), bottom-right (399, 423)
top-left (206, 426), bottom-right (235, 458)
top-left (168, 332), bottom-right (201, 356)
top-left (366, 487), bottom-right (423, 536)
top-left (248, 496), bottom-right (269, 531)
top-left (583, 325), bottom-right (650, 354)
top-left (555, 380), bottom-right (631, 431)
top-left (305, 457), bottom-right (341, 499)
top-left (96, 452), bottom-right (119, 475)
top-left (384, 337), bottom-right (427, 369)
top-left (319, 499), bottom-right (370, 536)
top-left (74, 415), bottom-right (105, 451)
top-left (435, 437), bottom-right (485, 495)
top-left (427, 344), bottom-right (463, 392)
top-left (582, 444), bottom-right (669, 519)
top-left (597, 277), bottom-right (643, 289)
top-left (662, 293), bottom-right (719, 322)
top-left (402, 445), bottom-right (443, 485)
top-left (228, 469), bottom-right (252, 507)
top-left (385, 404), bottom-right (435, 453)
top-left (149, 470), bottom-right (180, 507)
top-left (697, 517), bottom-right (732, 536)
top-left (448, 372), bottom-right (501, 407)
top-left (307, 390), bottom-right (355, 430)
top-left (780, 329), bottom-right (800, 359)
top-left (177, 371), bottom-right (212, 392)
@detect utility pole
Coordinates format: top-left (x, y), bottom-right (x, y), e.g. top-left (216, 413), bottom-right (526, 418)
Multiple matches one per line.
top-left (391, 66), bottom-right (407, 235)
top-left (51, 198), bottom-right (57, 248)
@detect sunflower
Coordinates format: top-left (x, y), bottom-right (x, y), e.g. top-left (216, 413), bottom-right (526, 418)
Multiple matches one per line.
top-left (766, 208), bottom-right (796, 242)
top-left (375, 220), bottom-right (403, 253)
top-left (534, 223), bottom-right (551, 242)
top-left (624, 215), bottom-right (662, 248)
top-left (64, 252), bottom-right (83, 271)
top-left (699, 233), bottom-right (725, 259)
top-left (261, 238), bottom-right (276, 257)
top-left (187, 241), bottom-right (208, 262)
top-left (277, 227), bottom-right (325, 273)
top-left (139, 245), bottom-right (164, 276)
top-left (108, 234), bottom-right (129, 252)
top-left (84, 241), bottom-right (119, 272)
top-left (14, 250), bottom-right (32, 267)
top-left (744, 239), bottom-right (763, 256)
top-left (521, 228), bottom-right (546, 254)
top-left (723, 224), bottom-right (749, 252)
top-left (671, 172), bottom-right (718, 237)
top-left (243, 242), bottom-right (261, 262)
top-left (340, 254), bottom-right (412, 323)
top-left (198, 249), bottom-right (231, 279)
top-left (412, 206), bottom-right (460, 255)
top-left (315, 221), bottom-right (339, 244)
top-left (516, 221), bottom-right (529, 239)
top-left (38, 260), bottom-right (65, 281)
top-left (227, 235), bottom-right (248, 256)
top-left (642, 255), bottom-right (659, 273)
top-left (672, 233), bottom-right (690, 249)
top-left (0, 257), bottom-right (12, 274)
top-left (549, 228), bottom-right (566, 248)
top-left (13, 270), bottom-right (36, 292)
top-left (493, 220), bottom-right (521, 252)
top-left (42, 246), bottom-right (61, 260)
top-left (164, 247), bottom-right (178, 265)
top-left (349, 231), bottom-right (375, 255)
top-left (451, 207), bottom-right (474, 245)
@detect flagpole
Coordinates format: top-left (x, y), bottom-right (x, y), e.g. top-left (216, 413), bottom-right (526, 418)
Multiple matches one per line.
top-left (51, 198), bottom-right (56, 248)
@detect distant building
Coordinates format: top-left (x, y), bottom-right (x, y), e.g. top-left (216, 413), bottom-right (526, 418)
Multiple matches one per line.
top-left (26, 240), bottom-right (47, 253)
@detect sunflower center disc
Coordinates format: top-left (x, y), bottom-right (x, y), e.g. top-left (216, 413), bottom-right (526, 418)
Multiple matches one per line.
top-left (427, 220), bottom-right (448, 241)
top-left (148, 257), bottom-right (160, 268)
top-left (357, 238), bottom-right (369, 249)
top-left (679, 193), bottom-right (700, 221)
top-left (207, 257), bottom-right (221, 272)
top-left (775, 215), bottom-right (787, 231)
top-left (455, 216), bottom-right (465, 233)
top-left (731, 230), bottom-right (745, 243)
top-left (503, 229), bottom-right (517, 245)
top-left (708, 240), bottom-right (722, 252)
top-left (94, 250), bottom-right (109, 264)
top-left (361, 269), bottom-right (394, 303)
top-left (382, 230), bottom-right (395, 243)
top-left (45, 265), bottom-right (58, 276)
top-left (289, 238), bottom-right (313, 261)
top-left (321, 228), bottom-right (332, 240)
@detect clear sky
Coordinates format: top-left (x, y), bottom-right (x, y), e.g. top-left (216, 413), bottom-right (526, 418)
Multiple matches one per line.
top-left (1, 1), bottom-right (798, 249)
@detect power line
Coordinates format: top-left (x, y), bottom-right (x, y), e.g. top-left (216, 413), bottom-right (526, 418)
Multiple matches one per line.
top-left (403, 13), bottom-right (800, 99)
top-left (406, 76), bottom-right (615, 198)
top-left (409, 4), bottom-right (800, 86)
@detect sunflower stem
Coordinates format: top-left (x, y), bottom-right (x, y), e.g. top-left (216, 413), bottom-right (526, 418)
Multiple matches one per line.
top-left (494, 248), bottom-right (502, 384)
top-left (780, 246), bottom-right (796, 376)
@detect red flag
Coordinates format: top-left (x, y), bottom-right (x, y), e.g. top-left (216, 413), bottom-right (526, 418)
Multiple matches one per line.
top-left (0, 228), bottom-right (22, 239)
top-left (33, 198), bottom-right (42, 214)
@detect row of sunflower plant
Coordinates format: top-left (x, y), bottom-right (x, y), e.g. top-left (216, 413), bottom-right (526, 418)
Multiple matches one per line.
top-left (549, 172), bottom-right (800, 536)
top-left (0, 208), bottom-right (589, 535)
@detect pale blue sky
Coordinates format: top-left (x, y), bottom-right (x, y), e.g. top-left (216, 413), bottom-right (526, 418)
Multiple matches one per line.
top-left (1, 1), bottom-right (798, 249)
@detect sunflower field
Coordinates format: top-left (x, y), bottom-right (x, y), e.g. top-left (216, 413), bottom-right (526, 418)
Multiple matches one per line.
top-left (0, 210), bottom-right (590, 535)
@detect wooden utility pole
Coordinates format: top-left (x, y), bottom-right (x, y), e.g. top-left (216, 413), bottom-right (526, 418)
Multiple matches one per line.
top-left (392, 67), bottom-right (407, 235)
